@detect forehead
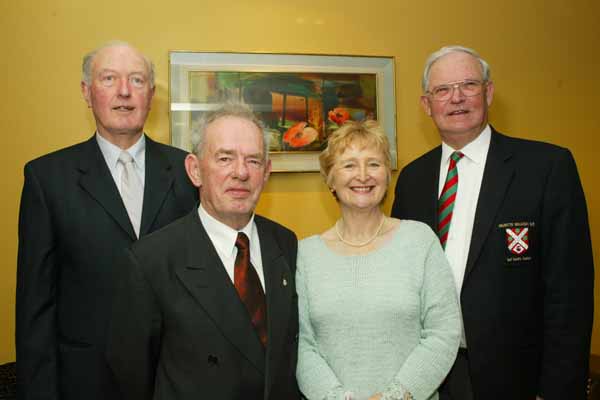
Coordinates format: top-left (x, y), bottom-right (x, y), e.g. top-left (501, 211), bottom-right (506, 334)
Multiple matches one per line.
top-left (428, 52), bottom-right (483, 87)
top-left (336, 140), bottom-right (385, 160)
top-left (92, 45), bottom-right (149, 76)
top-left (204, 116), bottom-right (264, 152)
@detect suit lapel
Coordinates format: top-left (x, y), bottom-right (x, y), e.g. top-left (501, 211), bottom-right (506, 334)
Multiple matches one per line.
top-left (423, 147), bottom-right (443, 231)
top-left (77, 136), bottom-right (136, 240)
top-left (257, 220), bottom-right (294, 399)
top-left (174, 212), bottom-right (266, 374)
top-left (464, 130), bottom-right (515, 280)
top-left (140, 136), bottom-right (175, 236)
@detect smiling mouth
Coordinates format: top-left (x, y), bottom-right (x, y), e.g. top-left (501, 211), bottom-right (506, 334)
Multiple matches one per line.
top-left (113, 106), bottom-right (135, 111)
top-left (448, 109), bottom-right (468, 116)
top-left (351, 186), bottom-right (375, 193)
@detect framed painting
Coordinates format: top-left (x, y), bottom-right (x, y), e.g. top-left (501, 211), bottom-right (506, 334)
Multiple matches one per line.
top-left (169, 52), bottom-right (396, 172)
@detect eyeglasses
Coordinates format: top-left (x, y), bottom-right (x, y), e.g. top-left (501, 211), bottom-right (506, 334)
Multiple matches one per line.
top-left (426, 79), bottom-right (486, 102)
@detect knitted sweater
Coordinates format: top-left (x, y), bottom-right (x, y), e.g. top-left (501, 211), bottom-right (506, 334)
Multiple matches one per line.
top-left (296, 220), bottom-right (461, 400)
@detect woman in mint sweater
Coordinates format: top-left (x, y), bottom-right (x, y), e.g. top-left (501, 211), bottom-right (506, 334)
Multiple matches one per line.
top-left (296, 120), bottom-right (460, 400)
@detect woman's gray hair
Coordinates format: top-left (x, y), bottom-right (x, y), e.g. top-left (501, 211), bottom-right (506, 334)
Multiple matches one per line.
top-left (421, 45), bottom-right (491, 92)
top-left (191, 102), bottom-right (269, 160)
top-left (81, 40), bottom-right (155, 88)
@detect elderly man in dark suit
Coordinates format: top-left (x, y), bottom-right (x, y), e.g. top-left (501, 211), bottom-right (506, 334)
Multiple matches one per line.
top-left (16, 41), bottom-right (198, 400)
top-left (106, 102), bottom-right (300, 400)
top-left (391, 45), bottom-right (594, 400)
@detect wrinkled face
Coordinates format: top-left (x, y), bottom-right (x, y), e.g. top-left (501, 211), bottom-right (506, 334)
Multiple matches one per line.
top-left (81, 45), bottom-right (154, 141)
top-left (420, 51), bottom-right (494, 146)
top-left (186, 116), bottom-right (271, 230)
top-left (329, 143), bottom-right (389, 211)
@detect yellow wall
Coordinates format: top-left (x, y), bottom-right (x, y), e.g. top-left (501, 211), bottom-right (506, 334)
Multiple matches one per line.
top-left (1, 0), bottom-right (599, 362)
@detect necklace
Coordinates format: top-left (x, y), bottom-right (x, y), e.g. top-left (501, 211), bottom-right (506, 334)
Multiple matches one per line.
top-left (335, 215), bottom-right (386, 247)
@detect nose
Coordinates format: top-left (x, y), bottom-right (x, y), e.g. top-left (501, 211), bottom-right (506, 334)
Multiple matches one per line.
top-left (117, 77), bottom-right (131, 97)
top-left (358, 164), bottom-right (368, 181)
top-left (232, 158), bottom-right (249, 180)
top-left (450, 83), bottom-right (465, 103)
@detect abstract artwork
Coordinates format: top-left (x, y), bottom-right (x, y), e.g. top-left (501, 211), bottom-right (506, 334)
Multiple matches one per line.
top-left (170, 52), bottom-right (396, 172)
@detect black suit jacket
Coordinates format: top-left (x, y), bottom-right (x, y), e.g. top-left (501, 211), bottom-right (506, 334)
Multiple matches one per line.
top-left (391, 129), bottom-right (594, 400)
top-left (16, 135), bottom-right (198, 400)
top-left (106, 210), bottom-right (300, 400)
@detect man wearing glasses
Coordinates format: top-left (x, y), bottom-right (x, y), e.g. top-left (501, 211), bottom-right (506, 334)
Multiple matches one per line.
top-left (391, 45), bottom-right (593, 400)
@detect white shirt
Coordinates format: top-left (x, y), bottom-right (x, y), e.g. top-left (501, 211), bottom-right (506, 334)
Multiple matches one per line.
top-left (198, 203), bottom-right (266, 291)
top-left (438, 124), bottom-right (491, 346)
top-left (96, 133), bottom-right (146, 195)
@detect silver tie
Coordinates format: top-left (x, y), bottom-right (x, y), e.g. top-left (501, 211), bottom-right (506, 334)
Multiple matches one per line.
top-left (118, 151), bottom-right (143, 237)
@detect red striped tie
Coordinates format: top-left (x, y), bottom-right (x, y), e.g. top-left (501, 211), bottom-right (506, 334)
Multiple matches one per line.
top-left (438, 151), bottom-right (464, 249)
top-left (234, 232), bottom-right (268, 348)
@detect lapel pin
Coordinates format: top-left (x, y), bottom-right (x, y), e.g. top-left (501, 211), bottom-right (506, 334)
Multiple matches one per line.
top-left (282, 278), bottom-right (287, 287)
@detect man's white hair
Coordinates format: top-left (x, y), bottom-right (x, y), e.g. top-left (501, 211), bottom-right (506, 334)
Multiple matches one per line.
top-left (190, 101), bottom-right (269, 160)
top-left (422, 45), bottom-right (491, 92)
top-left (81, 40), bottom-right (155, 88)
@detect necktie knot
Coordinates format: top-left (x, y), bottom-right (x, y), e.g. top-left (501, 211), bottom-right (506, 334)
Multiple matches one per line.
top-left (118, 150), bottom-right (135, 165)
top-left (235, 232), bottom-right (250, 252)
top-left (451, 151), bottom-right (464, 163)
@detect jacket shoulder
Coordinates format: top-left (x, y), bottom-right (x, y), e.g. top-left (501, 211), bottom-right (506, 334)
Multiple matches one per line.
top-left (494, 130), bottom-right (571, 159)
top-left (399, 145), bottom-right (441, 177)
top-left (147, 138), bottom-right (189, 159)
top-left (132, 212), bottom-right (191, 253)
top-left (255, 215), bottom-right (297, 242)
top-left (25, 139), bottom-right (92, 169)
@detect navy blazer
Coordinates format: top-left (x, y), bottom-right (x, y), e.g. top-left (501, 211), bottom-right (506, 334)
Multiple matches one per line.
top-left (391, 128), bottom-right (594, 400)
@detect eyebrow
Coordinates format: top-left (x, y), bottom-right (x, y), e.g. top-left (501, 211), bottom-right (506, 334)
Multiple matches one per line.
top-left (433, 78), bottom-right (481, 86)
top-left (97, 68), bottom-right (147, 76)
top-left (338, 156), bottom-right (383, 163)
top-left (215, 149), bottom-right (265, 159)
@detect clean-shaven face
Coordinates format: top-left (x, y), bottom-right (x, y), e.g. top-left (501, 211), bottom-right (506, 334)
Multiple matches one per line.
top-left (82, 45), bottom-right (154, 141)
top-left (421, 51), bottom-right (494, 146)
top-left (196, 116), bottom-right (271, 229)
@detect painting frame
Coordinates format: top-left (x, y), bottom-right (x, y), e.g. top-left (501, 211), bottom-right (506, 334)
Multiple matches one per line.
top-left (169, 51), bottom-right (396, 172)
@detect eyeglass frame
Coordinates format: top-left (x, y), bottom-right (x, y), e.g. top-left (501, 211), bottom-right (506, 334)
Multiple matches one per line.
top-left (425, 79), bottom-right (489, 102)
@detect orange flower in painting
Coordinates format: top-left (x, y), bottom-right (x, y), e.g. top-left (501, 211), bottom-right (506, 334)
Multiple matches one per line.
top-left (283, 122), bottom-right (319, 148)
top-left (328, 107), bottom-right (350, 125)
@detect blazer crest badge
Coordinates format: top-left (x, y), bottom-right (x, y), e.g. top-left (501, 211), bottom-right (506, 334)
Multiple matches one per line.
top-left (506, 227), bottom-right (529, 255)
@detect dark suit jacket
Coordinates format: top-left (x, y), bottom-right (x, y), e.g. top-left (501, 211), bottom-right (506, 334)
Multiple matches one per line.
top-left (16, 135), bottom-right (198, 400)
top-left (106, 210), bottom-right (300, 400)
top-left (391, 128), bottom-right (594, 400)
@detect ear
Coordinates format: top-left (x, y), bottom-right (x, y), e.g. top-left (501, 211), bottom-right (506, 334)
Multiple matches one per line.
top-left (420, 95), bottom-right (432, 116)
top-left (148, 85), bottom-right (156, 108)
top-left (81, 81), bottom-right (92, 108)
top-left (263, 159), bottom-right (272, 183)
top-left (185, 153), bottom-right (202, 188)
top-left (485, 81), bottom-right (494, 107)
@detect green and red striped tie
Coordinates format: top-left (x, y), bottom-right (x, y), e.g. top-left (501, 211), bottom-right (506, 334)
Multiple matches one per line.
top-left (438, 151), bottom-right (464, 249)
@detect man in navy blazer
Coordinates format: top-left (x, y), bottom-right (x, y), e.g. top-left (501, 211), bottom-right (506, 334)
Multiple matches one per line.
top-left (16, 41), bottom-right (197, 400)
top-left (391, 45), bottom-right (593, 400)
top-left (106, 103), bottom-right (300, 400)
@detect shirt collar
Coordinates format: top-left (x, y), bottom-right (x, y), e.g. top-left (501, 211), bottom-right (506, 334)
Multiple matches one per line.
top-left (441, 124), bottom-right (491, 165)
top-left (96, 132), bottom-right (146, 170)
top-left (198, 203), bottom-right (256, 258)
